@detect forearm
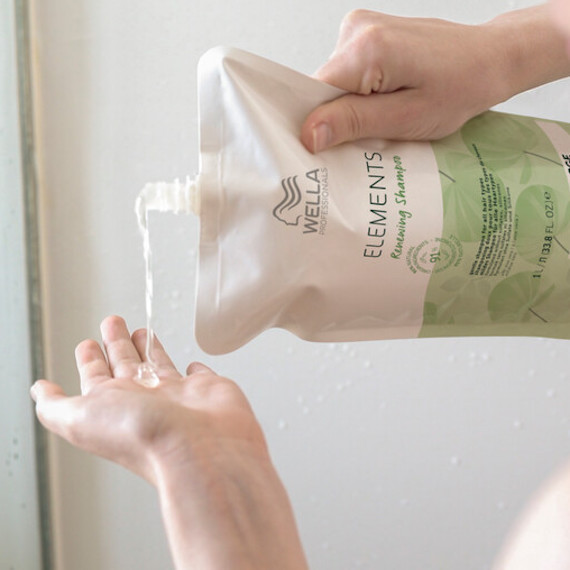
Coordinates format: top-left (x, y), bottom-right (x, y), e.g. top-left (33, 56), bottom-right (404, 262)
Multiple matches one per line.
top-left (486, 4), bottom-right (570, 101)
top-left (152, 444), bottom-right (309, 570)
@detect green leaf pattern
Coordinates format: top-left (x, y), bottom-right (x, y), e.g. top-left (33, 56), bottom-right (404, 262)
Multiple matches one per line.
top-left (421, 111), bottom-right (570, 336)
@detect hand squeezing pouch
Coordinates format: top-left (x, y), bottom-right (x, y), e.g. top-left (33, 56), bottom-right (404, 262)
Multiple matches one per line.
top-left (139, 47), bottom-right (570, 355)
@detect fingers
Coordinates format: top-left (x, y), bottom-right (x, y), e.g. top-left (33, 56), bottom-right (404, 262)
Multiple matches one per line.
top-left (100, 315), bottom-right (142, 378)
top-left (131, 329), bottom-right (181, 378)
top-left (78, 315), bottom-right (181, 386)
top-left (315, 10), bottom-right (414, 96)
top-left (100, 315), bottom-right (181, 379)
top-left (76, 338), bottom-right (111, 394)
top-left (315, 45), bottom-right (384, 95)
top-left (315, 12), bottom-right (387, 95)
top-left (302, 10), bottom-right (478, 152)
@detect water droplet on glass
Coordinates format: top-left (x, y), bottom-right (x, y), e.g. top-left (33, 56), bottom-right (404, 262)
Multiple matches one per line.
top-left (450, 456), bottom-right (462, 467)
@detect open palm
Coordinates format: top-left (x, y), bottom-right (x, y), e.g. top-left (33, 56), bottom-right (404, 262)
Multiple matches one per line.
top-left (31, 315), bottom-right (268, 486)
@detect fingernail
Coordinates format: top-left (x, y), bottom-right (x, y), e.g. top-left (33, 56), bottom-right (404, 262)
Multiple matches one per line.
top-left (30, 382), bottom-right (38, 401)
top-left (312, 123), bottom-right (331, 153)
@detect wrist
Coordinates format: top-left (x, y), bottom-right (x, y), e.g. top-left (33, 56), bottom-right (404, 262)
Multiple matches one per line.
top-left (150, 440), bottom-right (308, 570)
top-left (484, 5), bottom-right (570, 101)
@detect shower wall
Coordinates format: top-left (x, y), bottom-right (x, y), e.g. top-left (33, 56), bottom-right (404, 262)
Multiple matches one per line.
top-left (32, 1), bottom-right (570, 568)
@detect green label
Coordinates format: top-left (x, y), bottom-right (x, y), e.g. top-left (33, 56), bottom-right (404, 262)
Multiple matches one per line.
top-left (419, 111), bottom-right (570, 339)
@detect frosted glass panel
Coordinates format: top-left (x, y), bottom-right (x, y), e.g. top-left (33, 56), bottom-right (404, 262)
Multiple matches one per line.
top-left (0, 0), bottom-right (46, 568)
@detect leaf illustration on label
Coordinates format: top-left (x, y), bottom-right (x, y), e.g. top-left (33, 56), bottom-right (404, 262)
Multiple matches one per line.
top-left (423, 301), bottom-right (438, 325)
top-left (440, 168), bottom-right (485, 242)
top-left (439, 276), bottom-right (468, 292)
top-left (488, 272), bottom-right (553, 323)
top-left (537, 289), bottom-right (570, 322)
top-left (461, 114), bottom-right (546, 183)
top-left (426, 280), bottom-right (490, 325)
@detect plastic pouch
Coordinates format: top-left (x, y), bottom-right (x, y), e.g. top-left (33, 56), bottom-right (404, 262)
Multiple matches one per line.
top-left (145, 47), bottom-right (570, 355)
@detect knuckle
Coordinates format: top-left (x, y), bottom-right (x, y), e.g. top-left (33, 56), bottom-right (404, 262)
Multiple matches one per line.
top-left (342, 9), bottom-right (375, 30)
top-left (348, 12), bottom-right (387, 48)
top-left (339, 10), bottom-right (386, 53)
top-left (115, 355), bottom-right (139, 373)
top-left (340, 18), bottom-right (388, 95)
top-left (77, 358), bottom-right (100, 379)
top-left (357, 26), bottom-right (391, 73)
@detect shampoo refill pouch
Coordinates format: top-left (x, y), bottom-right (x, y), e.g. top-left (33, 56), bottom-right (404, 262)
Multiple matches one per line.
top-left (192, 47), bottom-right (570, 354)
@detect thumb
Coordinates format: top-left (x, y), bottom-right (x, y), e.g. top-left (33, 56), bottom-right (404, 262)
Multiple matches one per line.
top-left (30, 380), bottom-right (75, 436)
top-left (301, 90), bottom-right (425, 152)
top-left (30, 379), bottom-right (67, 404)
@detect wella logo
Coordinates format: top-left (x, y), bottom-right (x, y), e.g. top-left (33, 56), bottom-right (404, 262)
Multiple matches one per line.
top-left (272, 169), bottom-right (328, 235)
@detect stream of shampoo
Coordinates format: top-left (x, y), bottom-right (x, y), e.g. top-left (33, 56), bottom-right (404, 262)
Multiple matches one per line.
top-left (135, 197), bottom-right (161, 387)
top-left (134, 178), bottom-right (199, 387)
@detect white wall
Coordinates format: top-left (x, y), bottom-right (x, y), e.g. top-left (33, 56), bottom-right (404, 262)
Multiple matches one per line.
top-left (32, 1), bottom-right (570, 569)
